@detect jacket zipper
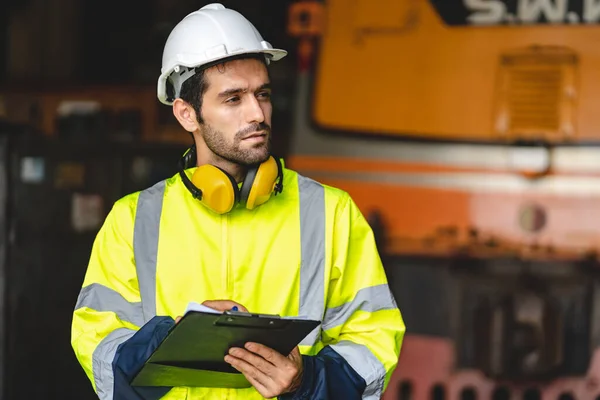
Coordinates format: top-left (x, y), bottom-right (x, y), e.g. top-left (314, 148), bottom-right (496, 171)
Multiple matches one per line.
top-left (221, 214), bottom-right (228, 298)
top-left (225, 213), bottom-right (233, 298)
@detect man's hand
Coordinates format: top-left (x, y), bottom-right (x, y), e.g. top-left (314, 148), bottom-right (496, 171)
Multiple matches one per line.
top-left (224, 343), bottom-right (303, 398)
top-left (175, 300), bottom-right (248, 323)
top-left (201, 300), bottom-right (248, 313)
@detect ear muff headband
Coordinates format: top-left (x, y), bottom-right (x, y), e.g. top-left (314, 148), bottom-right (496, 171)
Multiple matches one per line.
top-left (240, 165), bottom-right (258, 207)
top-left (178, 147), bottom-right (202, 198)
top-left (272, 156), bottom-right (284, 194)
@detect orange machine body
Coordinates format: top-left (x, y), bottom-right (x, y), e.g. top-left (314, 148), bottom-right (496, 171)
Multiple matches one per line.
top-left (287, 1), bottom-right (600, 399)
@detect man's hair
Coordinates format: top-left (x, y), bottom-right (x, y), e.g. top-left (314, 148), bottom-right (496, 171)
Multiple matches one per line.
top-left (179, 54), bottom-right (269, 124)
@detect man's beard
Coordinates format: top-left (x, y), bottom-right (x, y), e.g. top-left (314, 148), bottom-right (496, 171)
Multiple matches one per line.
top-left (201, 122), bottom-right (271, 166)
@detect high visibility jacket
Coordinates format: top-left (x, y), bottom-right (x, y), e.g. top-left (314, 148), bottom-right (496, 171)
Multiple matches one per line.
top-left (72, 165), bottom-right (405, 399)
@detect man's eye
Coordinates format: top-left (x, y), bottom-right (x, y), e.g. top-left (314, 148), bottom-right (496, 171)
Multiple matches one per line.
top-left (226, 96), bottom-right (240, 103)
top-left (257, 91), bottom-right (271, 99)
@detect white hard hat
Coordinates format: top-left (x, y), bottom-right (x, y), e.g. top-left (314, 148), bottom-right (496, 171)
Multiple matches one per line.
top-left (157, 3), bottom-right (287, 105)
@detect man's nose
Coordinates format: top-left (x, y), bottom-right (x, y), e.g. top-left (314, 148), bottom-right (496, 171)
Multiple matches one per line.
top-left (245, 97), bottom-right (265, 124)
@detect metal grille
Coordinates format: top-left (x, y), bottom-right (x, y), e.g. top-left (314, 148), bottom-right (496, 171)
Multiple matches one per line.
top-left (507, 68), bottom-right (562, 132)
top-left (495, 47), bottom-right (578, 143)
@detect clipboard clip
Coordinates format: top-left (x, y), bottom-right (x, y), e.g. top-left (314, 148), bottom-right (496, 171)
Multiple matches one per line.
top-left (215, 311), bottom-right (288, 329)
top-left (224, 310), bottom-right (281, 319)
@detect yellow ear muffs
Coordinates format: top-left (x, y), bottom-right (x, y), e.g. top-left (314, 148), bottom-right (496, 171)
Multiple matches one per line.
top-left (240, 156), bottom-right (283, 210)
top-left (190, 165), bottom-right (240, 214)
top-left (178, 146), bottom-right (283, 213)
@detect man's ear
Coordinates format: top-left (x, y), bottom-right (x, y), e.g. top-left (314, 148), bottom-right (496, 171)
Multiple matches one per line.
top-left (172, 99), bottom-right (199, 133)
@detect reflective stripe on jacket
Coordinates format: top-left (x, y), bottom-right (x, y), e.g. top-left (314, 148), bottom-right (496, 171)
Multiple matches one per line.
top-left (71, 166), bottom-right (405, 399)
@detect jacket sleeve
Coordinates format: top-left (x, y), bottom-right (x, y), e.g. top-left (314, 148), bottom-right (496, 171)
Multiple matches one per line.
top-left (280, 346), bottom-right (367, 400)
top-left (288, 193), bottom-right (406, 399)
top-left (70, 196), bottom-right (172, 400)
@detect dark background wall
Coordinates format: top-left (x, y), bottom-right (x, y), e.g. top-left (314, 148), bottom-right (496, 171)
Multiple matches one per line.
top-left (2, 0), bottom-right (297, 86)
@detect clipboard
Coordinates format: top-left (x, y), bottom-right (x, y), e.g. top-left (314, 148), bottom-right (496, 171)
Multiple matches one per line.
top-left (130, 310), bottom-right (321, 388)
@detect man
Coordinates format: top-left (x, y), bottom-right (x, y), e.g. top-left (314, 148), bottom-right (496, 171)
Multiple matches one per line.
top-left (71, 3), bottom-right (405, 400)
